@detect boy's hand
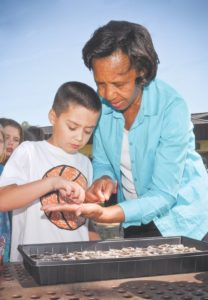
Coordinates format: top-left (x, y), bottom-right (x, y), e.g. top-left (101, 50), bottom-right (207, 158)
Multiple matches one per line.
top-left (85, 176), bottom-right (117, 203)
top-left (52, 177), bottom-right (85, 204)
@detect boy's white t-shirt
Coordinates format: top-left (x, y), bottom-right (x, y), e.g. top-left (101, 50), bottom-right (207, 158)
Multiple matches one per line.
top-left (0, 141), bottom-right (92, 262)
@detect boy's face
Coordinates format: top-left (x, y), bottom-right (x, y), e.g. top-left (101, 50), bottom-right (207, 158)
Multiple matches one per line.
top-left (48, 104), bottom-right (100, 154)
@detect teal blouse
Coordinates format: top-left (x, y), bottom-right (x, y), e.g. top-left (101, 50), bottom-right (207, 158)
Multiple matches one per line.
top-left (92, 79), bottom-right (208, 240)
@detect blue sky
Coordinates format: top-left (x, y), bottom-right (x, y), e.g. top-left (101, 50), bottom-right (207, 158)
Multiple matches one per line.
top-left (1, 0), bottom-right (208, 126)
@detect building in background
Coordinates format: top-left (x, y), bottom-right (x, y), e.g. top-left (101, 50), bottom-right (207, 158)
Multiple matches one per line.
top-left (192, 112), bottom-right (208, 169)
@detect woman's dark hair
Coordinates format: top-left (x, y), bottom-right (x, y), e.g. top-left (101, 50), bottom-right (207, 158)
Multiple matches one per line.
top-left (0, 118), bottom-right (23, 143)
top-left (52, 81), bottom-right (101, 116)
top-left (82, 20), bottom-right (159, 86)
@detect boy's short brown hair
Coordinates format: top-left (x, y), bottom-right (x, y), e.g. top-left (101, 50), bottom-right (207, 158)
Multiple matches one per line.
top-left (52, 81), bottom-right (101, 116)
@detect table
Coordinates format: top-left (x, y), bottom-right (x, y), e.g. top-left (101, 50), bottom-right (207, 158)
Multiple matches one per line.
top-left (1, 263), bottom-right (208, 299)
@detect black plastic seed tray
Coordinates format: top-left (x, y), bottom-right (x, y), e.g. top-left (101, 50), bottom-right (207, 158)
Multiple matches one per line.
top-left (18, 236), bottom-right (208, 285)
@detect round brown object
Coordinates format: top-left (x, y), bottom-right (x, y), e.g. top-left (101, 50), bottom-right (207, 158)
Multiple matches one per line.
top-left (40, 165), bottom-right (87, 230)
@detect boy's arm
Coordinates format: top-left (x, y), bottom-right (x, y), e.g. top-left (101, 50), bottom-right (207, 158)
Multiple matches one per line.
top-left (0, 177), bottom-right (85, 211)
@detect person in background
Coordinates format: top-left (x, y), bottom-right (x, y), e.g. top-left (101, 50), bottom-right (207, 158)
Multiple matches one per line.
top-left (42, 20), bottom-right (208, 242)
top-left (0, 125), bottom-right (10, 262)
top-left (0, 118), bottom-right (23, 164)
top-left (0, 81), bottom-right (101, 261)
top-left (0, 126), bottom-right (6, 173)
top-left (0, 118), bottom-right (23, 238)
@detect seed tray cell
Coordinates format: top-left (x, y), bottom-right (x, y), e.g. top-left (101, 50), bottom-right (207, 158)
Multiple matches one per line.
top-left (18, 236), bottom-right (208, 285)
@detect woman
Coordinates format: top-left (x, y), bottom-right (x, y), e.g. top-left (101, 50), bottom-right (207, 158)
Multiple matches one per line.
top-left (42, 20), bottom-right (208, 241)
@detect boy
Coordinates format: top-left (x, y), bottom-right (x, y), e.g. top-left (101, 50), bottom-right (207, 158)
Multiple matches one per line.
top-left (0, 81), bottom-right (101, 261)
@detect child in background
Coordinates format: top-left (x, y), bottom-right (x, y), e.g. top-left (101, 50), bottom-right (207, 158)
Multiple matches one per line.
top-left (0, 81), bottom-right (101, 261)
top-left (0, 126), bottom-right (10, 262)
top-left (0, 118), bottom-right (23, 164)
top-left (0, 126), bottom-right (6, 173)
top-left (0, 118), bottom-right (24, 247)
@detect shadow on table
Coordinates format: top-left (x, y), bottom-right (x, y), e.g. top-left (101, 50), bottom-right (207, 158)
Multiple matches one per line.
top-left (118, 275), bottom-right (208, 299)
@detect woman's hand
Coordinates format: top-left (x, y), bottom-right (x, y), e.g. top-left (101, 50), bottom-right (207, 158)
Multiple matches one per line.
top-left (85, 176), bottom-right (117, 203)
top-left (41, 201), bottom-right (125, 223)
top-left (42, 202), bottom-right (103, 221)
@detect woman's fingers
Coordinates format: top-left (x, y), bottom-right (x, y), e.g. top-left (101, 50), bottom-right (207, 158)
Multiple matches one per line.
top-left (85, 177), bottom-right (117, 203)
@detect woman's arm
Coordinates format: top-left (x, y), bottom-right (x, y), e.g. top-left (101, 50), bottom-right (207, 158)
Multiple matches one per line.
top-left (42, 202), bottom-right (125, 224)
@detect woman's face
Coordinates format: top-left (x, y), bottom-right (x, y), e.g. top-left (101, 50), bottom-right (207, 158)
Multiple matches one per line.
top-left (92, 50), bottom-right (142, 112)
top-left (4, 125), bottom-right (21, 158)
top-left (0, 131), bottom-right (5, 157)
